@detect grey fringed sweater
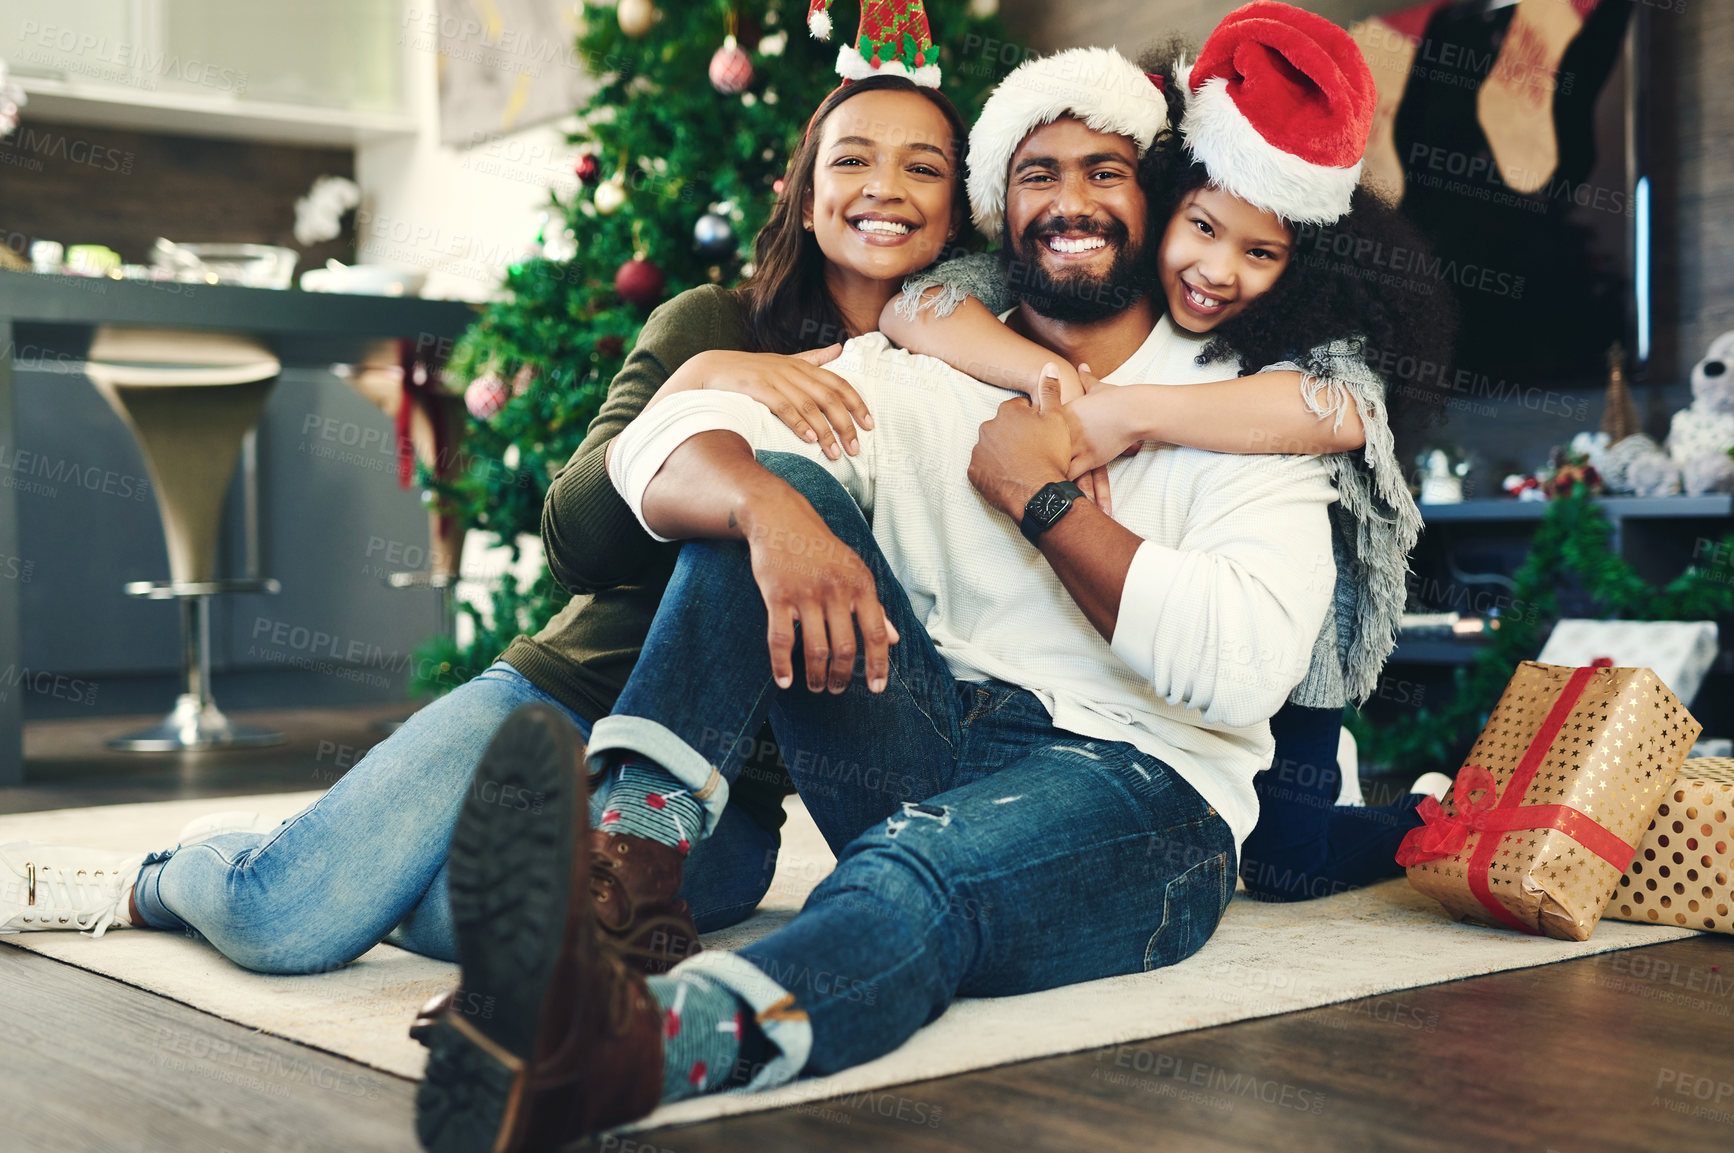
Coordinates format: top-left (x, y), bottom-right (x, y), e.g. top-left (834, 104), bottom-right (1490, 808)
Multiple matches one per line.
top-left (896, 253), bottom-right (1422, 709)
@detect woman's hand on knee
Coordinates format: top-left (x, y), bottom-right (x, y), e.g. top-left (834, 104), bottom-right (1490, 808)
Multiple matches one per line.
top-left (746, 490), bottom-right (899, 695)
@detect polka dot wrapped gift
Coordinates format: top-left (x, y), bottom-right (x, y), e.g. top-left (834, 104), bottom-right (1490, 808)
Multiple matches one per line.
top-left (1398, 661), bottom-right (1701, 941)
top-left (1608, 757), bottom-right (1734, 934)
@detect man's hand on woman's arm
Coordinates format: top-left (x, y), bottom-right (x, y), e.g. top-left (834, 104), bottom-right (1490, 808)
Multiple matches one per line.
top-left (637, 430), bottom-right (899, 695)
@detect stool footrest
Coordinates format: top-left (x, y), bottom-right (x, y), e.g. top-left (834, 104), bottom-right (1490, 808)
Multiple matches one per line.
top-left (124, 579), bottom-right (281, 599)
top-left (386, 572), bottom-right (458, 590)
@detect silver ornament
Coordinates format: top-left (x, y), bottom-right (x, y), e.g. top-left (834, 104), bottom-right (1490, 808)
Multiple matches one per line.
top-left (693, 212), bottom-right (736, 258)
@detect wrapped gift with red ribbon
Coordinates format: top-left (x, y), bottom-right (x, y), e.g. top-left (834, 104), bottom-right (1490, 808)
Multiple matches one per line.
top-left (1398, 661), bottom-right (1701, 940)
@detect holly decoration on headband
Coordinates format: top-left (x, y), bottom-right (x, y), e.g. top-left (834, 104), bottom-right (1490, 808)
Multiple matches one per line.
top-left (861, 3), bottom-right (928, 70)
top-left (809, 0), bottom-right (940, 87)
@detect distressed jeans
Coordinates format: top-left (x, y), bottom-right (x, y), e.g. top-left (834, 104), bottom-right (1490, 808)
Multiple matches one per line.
top-left (129, 663), bottom-right (780, 973)
top-left (586, 454), bottom-right (1237, 1082)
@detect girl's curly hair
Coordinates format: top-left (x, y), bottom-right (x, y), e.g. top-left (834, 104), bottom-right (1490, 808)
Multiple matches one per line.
top-left (1137, 39), bottom-right (1457, 446)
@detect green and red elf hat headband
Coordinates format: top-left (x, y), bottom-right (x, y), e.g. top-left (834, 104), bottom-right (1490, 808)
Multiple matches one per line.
top-left (808, 0), bottom-right (941, 88)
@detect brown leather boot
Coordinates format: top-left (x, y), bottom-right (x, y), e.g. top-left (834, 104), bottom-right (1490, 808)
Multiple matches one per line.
top-left (590, 831), bottom-right (702, 974)
top-left (412, 703), bottom-right (664, 1152)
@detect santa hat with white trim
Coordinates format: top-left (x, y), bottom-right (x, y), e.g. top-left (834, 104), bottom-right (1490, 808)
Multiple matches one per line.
top-left (1178, 1), bottom-right (1375, 225)
top-left (965, 47), bottom-right (1169, 237)
top-left (807, 0), bottom-right (941, 88)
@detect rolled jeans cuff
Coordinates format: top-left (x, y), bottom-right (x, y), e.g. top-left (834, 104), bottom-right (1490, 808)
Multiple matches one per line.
top-left (675, 951), bottom-right (811, 1090)
top-left (130, 849), bottom-right (185, 933)
top-left (585, 715), bottom-right (731, 838)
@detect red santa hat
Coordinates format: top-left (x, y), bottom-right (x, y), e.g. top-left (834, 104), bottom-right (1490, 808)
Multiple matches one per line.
top-left (808, 0), bottom-right (941, 88)
top-left (1178, 1), bottom-right (1375, 224)
top-left (966, 47), bottom-right (1169, 237)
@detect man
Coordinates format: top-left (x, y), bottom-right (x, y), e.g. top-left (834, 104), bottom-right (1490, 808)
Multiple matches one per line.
top-left (413, 46), bottom-right (1337, 1152)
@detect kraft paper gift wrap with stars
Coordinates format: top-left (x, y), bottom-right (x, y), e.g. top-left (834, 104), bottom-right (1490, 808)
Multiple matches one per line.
top-left (1398, 661), bottom-right (1701, 941)
top-left (1607, 757), bottom-right (1734, 935)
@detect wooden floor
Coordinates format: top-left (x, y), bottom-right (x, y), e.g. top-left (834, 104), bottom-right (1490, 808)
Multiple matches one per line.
top-left (7, 706), bottom-right (1734, 1153)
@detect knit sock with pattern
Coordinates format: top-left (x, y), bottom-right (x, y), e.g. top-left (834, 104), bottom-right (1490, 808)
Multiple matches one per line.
top-left (647, 971), bottom-right (761, 1101)
top-left (597, 759), bottom-right (706, 854)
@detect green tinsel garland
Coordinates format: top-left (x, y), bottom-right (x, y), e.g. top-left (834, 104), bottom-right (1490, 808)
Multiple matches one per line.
top-left (1348, 491), bottom-right (1734, 773)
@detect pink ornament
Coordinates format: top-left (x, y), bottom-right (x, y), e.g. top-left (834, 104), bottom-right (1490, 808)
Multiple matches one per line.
top-left (465, 372), bottom-right (509, 420)
top-left (709, 37), bottom-right (753, 95)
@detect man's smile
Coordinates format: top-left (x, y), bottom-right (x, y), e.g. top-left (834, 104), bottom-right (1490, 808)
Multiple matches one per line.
top-left (1043, 233), bottom-right (1109, 257)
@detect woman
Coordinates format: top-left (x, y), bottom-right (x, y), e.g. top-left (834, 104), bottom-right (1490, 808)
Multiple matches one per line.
top-left (0, 74), bottom-right (969, 976)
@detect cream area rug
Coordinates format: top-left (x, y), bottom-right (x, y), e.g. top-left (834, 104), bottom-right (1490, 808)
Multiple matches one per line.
top-left (0, 790), bottom-right (1702, 1132)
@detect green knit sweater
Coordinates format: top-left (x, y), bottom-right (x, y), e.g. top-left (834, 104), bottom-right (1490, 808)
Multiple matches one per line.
top-left (499, 285), bottom-right (790, 830)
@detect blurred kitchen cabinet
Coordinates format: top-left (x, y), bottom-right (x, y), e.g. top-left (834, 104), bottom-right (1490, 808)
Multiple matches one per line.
top-left (2, 0), bottom-right (411, 145)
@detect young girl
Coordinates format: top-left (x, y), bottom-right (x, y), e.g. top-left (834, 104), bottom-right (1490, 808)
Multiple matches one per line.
top-left (0, 73), bottom-right (969, 972)
top-left (880, 24), bottom-right (1455, 903)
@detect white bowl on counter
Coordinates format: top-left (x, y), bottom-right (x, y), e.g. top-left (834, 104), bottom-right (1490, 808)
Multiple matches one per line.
top-left (152, 240), bottom-right (299, 289)
top-left (300, 261), bottom-right (427, 297)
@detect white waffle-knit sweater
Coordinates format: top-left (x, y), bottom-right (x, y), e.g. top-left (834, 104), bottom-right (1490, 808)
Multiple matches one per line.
top-left (609, 318), bottom-right (1337, 848)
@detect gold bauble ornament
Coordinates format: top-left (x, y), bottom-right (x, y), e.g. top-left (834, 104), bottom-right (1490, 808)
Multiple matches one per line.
top-left (593, 177), bottom-right (627, 215)
top-left (617, 0), bottom-right (656, 38)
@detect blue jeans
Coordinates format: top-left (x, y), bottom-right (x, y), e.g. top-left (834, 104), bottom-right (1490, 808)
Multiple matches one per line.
top-left (587, 454), bottom-right (1236, 1079)
top-left (131, 665), bottom-right (779, 973)
top-left (1238, 703), bottom-right (1425, 901)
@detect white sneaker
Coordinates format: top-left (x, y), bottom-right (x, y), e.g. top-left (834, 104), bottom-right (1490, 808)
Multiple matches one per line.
top-left (1409, 772), bottom-right (1453, 802)
top-left (1335, 727), bottom-right (1365, 807)
top-left (0, 842), bottom-right (146, 937)
top-left (175, 810), bottom-right (283, 846)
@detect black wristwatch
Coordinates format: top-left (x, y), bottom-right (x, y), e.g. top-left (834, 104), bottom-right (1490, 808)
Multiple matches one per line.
top-left (1020, 480), bottom-right (1084, 545)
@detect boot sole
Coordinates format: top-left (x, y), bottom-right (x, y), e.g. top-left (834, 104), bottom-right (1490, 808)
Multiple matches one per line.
top-left (415, 703), bottom-right (587, 1153)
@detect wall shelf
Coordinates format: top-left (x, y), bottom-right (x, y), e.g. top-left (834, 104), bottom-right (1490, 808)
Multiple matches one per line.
top-left (14, 77), bottom-right (417, 147)
top-left (1419, 495), bottom-right (1733, 523)
top-left (1389, 639), bottom-right (1499, 665)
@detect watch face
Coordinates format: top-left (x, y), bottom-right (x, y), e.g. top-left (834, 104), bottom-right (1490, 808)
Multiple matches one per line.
top-left (1033, 489), bottom-right (1069, 524)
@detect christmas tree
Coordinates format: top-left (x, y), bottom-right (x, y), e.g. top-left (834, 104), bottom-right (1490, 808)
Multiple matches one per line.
top-left (417, 1), bottom-right (1012, 691)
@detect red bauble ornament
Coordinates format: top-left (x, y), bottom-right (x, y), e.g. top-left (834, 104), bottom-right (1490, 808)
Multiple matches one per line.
top-left (709, 37), bottom-right (753, 95)
top-left (465, 372), bottom-right (509, 420)
top-left (596, 334), bottom-right (625, 360)
top-left (575, 152), bottom-right (600, 185)
top-left (614, 257), bottom-right (666, 308)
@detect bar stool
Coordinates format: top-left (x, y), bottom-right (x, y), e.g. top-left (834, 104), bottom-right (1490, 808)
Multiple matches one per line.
top-left (85, 327), bottom-right (285, 750)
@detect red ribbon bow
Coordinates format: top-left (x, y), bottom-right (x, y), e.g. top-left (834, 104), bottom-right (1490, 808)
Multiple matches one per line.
top-left (1395, 665), bottom-right (1639, 934)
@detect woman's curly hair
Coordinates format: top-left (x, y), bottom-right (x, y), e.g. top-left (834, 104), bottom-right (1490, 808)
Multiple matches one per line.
top-left (1137, 39), bottom-right (1457, 446)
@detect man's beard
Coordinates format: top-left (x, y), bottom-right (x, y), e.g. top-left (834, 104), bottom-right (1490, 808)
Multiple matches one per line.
top-left (1002, 214), bottom-right (1147, 323)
